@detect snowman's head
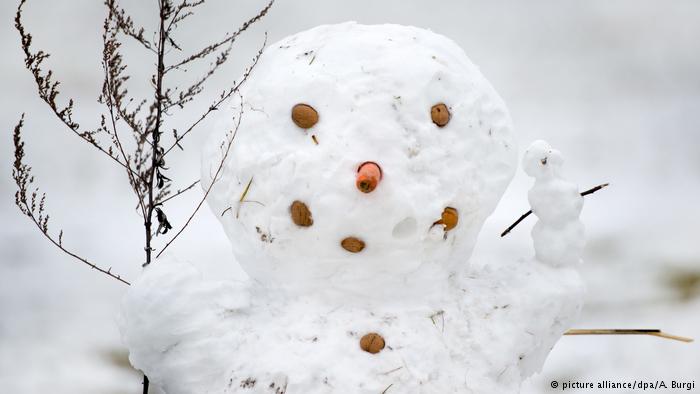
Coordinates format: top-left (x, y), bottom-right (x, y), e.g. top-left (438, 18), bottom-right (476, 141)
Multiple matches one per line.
top-left (202, 23), bottom-right (516, 293)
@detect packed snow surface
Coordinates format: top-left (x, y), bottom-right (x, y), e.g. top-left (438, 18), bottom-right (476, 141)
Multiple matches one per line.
top-left (122, 256), bottom-right (583, 394)
top-left (121, 23), bottom-right (587, 393)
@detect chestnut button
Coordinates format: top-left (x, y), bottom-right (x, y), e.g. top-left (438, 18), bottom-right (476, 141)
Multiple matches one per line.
top-left (431, 103), bottom-right (450, 127)
top-left (360, 332), bottom-right (385, 354)
top-left (291, 103), bottom-right (319, 129)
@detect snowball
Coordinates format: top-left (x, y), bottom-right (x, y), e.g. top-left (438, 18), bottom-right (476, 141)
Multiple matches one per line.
top-left (119, 257), bottom-right (252, 392)
top-left (201, 22), bottom-right (517, 292)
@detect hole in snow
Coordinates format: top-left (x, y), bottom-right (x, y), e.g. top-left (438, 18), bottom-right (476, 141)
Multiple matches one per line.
top-left (392, 217), bottom-right (417, 238)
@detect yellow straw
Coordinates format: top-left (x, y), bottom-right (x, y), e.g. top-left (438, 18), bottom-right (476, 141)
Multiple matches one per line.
top-left (564, 329), bottom-right (693, 343)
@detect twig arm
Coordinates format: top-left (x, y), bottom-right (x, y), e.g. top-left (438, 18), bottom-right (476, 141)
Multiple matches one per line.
top-left (500, 210), bottom-right (533, 237)
top-left (500, 183), bottom-right (609, 237)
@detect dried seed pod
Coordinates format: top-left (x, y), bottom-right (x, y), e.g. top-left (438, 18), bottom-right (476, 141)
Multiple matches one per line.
top-left (341, 237), bottom-right (365, 253)
top-left (431, 103), bottom-right (450, 127)
top-left (433, 207), bottom-right (459, 231)
top-left (356, 162), bottom-right (382, 193)
top-left (291, 103), bottom-right (319, 129)
top-left (290, 200), bottom-right (313, 227)
top-left (360, 332), bottom-right (385, 354)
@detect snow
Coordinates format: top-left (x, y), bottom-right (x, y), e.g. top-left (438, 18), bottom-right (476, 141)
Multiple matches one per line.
top-left (5, 3), bottom-right (698, 393)
top-left (524, 141), bottom-right (585, 267)
top-left (120, 24), bottom-right (587, 393)
top-left (200, 22), bottom-right (517, 291)
top-left (121, 254), bottom-right (583, 394)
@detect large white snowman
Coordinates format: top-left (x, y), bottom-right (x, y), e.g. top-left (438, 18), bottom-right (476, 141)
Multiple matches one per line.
top-left (121, 23), bottom-right (586, 394)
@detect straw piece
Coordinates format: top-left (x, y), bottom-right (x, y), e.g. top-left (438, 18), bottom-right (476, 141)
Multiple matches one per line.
top-left (564, 329), bottom-right (693, 343)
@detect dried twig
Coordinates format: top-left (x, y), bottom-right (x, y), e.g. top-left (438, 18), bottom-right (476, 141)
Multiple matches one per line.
top-left (162, 33), bottom-right (267, 156)
top-left (500, 183), bottom-right (609, 237)
top-left (13, 1), bottom-right (274, 391)
top-left (101, 9), bottom-right (147, 217)
top-left (15, 0), bottom-right (131, 172)
top-left (156, 94), bottom-right (246, 258)
top-left (105, 0), bottom-right (154, 51)
top-left (12, 116), bottom-right (130, 285)
top-left (158, 179), bottom-right (200, 204)
top-left (166, 0), bottom-right (274, 72)
top-left (380, 367), bottom-right (403, 376)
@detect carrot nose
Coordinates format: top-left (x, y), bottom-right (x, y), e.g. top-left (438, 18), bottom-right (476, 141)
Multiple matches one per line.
top-left (356, 162), bottom-right (382, 193)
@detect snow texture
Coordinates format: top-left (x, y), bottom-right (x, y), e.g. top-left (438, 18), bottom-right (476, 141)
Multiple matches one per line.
top-left (120, 23), bottom-right (586, 394)
top-left (121, 256), bottom-right (583, 394)
top-left (200, 22), bottom-right (517, 292)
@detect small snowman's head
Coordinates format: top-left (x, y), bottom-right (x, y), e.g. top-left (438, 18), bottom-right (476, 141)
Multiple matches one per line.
top-left (202, 23), bottom-right (517, 293)
top-left (522, 140), bottom-right (565, 180)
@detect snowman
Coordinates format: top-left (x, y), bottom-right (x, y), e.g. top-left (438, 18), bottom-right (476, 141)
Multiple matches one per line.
top-left (121, 23), bottom-right (586, 394)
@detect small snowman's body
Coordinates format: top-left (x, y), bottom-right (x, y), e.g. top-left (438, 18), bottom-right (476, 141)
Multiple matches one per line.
top-left (120, 23), bottom-right (587, 394)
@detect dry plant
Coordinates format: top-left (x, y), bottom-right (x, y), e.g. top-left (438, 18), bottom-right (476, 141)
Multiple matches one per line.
top-left (11, 0), bottom-right (274, 392)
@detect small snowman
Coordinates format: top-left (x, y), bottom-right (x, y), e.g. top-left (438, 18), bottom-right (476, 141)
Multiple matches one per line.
top-left (121, 23), bottom-right (586, 394)
top-left (523, 140), bottom-right (585, 267)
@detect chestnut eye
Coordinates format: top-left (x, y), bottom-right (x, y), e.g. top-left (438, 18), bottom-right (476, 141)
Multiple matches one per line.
top-left (430, 103), bottom-right (450, 127)
top-left (291, 103), bottom-right (319, 129)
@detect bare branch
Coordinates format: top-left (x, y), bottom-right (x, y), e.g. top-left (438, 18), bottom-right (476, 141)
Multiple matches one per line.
top-left (156, 97), bottom-right (244, 258)
top-left (104, 0), bottom-right (155, 51)
top-left (101, 7), bottom-right (148, 217)
top-left (141, 0), bottom-right (172, 268)
top-left (165, 0), bottom-right (273, 72)
top-left (165, 0), bottom-right (206, 34)
top-left (14, 1), bottom-right (275, 390)
top-left (163, 1), bottom-right (272, 112)
top-left (12, 116), bottom-right (130, 286)
top-left (163, 33), bottom-right (267, 156)
top-left (15, 0), bottom-right (130, 171)
top-left (157, 179), bottom-right (200, 205)
top-left (500, 183), bottom-right (609, 237)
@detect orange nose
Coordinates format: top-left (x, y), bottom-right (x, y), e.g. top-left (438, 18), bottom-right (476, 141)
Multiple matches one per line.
top-left (356, 162), bottom-right (382, 193)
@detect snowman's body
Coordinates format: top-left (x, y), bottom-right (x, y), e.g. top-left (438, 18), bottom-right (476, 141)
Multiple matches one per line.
top-left (121, 23), bottom-right (586, 394)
